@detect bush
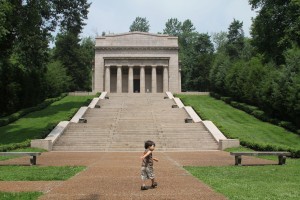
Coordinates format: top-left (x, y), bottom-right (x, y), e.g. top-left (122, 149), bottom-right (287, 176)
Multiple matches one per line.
top-left (220, 96), bottom-right (232, 104)
top-left (0, 93), bottom-right (67, 127)
top-left (278, 121), bottom-right (298, 132)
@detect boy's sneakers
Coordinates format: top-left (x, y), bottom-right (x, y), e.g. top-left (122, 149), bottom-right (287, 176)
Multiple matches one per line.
top-left (151, 182), bottom-right (158, 188)
top-left (141, 186), bottom-right (148, 190)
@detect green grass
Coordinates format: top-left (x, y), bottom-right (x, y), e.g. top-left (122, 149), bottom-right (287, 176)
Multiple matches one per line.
top-left (0, 95), bottom-right (94, 145)
top-left (0, 166), bottom-right (86, 181)
top-left (0, 192), bottom-right (42, 200)
top-left (185, 159), bottom-right (300, 200)
top-left (177, 95), bottom-right (300, 150)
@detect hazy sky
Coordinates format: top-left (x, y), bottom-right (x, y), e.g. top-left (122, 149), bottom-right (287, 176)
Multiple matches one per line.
top-left (82, 0), bottom-right (257, 38)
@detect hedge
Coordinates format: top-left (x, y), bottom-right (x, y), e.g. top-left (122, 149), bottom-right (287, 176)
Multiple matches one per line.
top-left (0, 93), bottom-right (67, 127)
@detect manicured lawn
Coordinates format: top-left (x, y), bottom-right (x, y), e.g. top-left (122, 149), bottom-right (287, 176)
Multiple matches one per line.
top-left (0, 166), bottom-right (86, 181)
top-left (0, 95), bottom-right (94, 145)
top-left (177, 95), bottom-right (300, 150)
top-left (0, 192), bottom-right (42, 200)
top-left (185, 158), bottom-right (300, 200)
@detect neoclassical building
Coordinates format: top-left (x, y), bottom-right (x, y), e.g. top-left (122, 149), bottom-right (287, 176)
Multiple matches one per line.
top-left (93, 32), bottom-right (181, 93)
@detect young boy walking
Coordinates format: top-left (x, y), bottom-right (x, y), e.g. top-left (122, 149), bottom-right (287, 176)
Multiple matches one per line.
top-left (140, 140), bottom-right (158, 190)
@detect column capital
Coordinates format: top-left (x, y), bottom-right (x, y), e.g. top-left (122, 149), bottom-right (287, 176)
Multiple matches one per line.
top-left (163, 65), bottom-right (168, 68)
top-left (151, 65), bottom-right (158, 68)
top-left (116, 65), bottom-right (122, 68)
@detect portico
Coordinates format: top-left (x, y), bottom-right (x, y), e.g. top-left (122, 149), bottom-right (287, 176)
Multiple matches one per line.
top-left (93, 32), bottom-right (181, 93)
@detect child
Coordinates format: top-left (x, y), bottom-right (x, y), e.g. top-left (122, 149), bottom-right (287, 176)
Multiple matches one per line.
top-left (140, 140), bottom-right (159, 190)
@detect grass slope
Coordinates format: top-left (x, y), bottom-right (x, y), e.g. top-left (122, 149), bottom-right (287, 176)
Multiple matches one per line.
top-left (177, 95), bottom-right (300, 150)
top-left (0, 95), bottom-right (93, 145)
top-left (185, 159), bottom-right (300, 200)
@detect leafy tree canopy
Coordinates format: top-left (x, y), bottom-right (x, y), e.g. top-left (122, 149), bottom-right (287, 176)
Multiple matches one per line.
top-left (129, 17), bottom-right (150, 32)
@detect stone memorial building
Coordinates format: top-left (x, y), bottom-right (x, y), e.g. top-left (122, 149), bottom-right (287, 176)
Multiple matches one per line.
top-left (93, 32), bottom-right (181, 93)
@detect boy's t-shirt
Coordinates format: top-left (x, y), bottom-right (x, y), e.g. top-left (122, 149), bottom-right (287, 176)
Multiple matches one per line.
top-left (142, 149), bottom-right (153, 167)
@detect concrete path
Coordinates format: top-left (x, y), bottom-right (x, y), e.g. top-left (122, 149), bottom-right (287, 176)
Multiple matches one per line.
top-left (0, 151), bottom-right (275, 199)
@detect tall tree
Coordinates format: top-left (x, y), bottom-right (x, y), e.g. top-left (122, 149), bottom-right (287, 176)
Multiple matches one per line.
top-left (129, 17), bottom-right (150, 32)
top-left (249, 0), bottom-right (300, 64)
top-left (226, 19), bottom-right (244, 59)
top-left (163, 18), bottom-right (182, 36)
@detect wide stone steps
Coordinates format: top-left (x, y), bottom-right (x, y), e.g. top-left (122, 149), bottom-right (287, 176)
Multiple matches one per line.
top-left (52, 93), bottom-right (219, 151)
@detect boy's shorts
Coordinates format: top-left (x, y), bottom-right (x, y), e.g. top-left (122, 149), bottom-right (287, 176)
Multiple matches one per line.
top-left (141, 166), bottom-right (155, 180)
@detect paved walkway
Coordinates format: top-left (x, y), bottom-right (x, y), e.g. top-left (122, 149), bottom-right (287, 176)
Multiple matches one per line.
top-left (0, 151), bottom-right (275, 199)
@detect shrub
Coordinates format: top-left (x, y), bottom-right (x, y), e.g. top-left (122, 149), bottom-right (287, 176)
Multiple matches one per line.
top-left (0, 140), bottom-right (31, 152)
top-left (278, 121), bottom-right (298, 132)
top-left (220, 96), bottom-right (232, 104)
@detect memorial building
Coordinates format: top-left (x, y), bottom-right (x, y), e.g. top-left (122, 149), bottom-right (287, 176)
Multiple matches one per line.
top-left (93, 32), bottom-right (181, 93)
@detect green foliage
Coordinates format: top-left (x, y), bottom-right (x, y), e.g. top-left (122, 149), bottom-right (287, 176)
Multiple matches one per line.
top-left (163, 18), bottom-right (182, 36)
top-left (177, 95), bottom-right (300, 157)
top-left (0, 0), bottom-right (91, 116)
top-left (163, 18), bottom-right (214, 91)
top-left (0, 166), bottom-right (86, 181)
top-left (0, 192), bottom-right (42, 200)
top-left (53, 34), bottom-right (94, 91)
top-left (45, 61), bottom-right (71, 97)
top-left (185, 159), bottom-right (300, 200)
top-left (226, 19), bottom-right (245, 59)
top-left (249, 0), bottom-right (300, 64)
top-left (129, 17), bottom-right (150, 32)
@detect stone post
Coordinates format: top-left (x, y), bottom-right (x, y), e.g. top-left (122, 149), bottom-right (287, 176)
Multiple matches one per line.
top-left (152, 66), bottom-right (157, 93)
top-left (163, 66), bottom-right (169, 92)
top-left (128, 66), bottom-right (133, 93)
top-left (117, 66), bottom-right (122, 93)
top-left (105, 66), bottom-right (110, 92)
top-left (140, 66), bottom-right (145, 93)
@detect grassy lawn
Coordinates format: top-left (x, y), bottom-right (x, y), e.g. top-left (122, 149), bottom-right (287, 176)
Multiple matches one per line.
top-left (185, 158), bottom-right (300, 200)
top-left (0, 192), bottom-right (42, 200)
top-left (177, 95), bottom-right (300, 150)
top-left (0, 166), bottom-right (86, 181)
top-left (0, 95), bottom-right (94, 145)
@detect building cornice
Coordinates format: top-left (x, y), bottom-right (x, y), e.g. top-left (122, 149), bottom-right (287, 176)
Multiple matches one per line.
top-left (95, 46), bottom-right (179, 50)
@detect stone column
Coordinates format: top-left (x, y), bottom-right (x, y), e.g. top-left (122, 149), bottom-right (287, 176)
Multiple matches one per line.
top-left (151, 66), bottom-right (157, 93)
top-left (163, 66), bottom-right (169, 92)
top-left (128, 66), bottom-right (133, 93)
top-left (140, 66), bottom-right (145, 93)
top-left (117, 66), bottom-right (122, 93)
top-left (105, 66), bottom-right (110, 92)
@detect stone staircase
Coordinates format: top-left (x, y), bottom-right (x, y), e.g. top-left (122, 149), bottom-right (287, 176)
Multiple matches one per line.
top-left (52, 93), bottom-right (219, 151)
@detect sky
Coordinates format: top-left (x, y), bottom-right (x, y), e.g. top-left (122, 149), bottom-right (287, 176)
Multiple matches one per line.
top-left (81, 0), bottom-right (257, 38)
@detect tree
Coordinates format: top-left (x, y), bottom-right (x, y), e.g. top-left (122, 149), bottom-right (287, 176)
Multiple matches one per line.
top-left (226, 19), bottom-right (244, 59)
top-left (129, 17), bottom-right (150, 32)
top-left (249, 0), bottom-right (300, 64)
top-left (45, 61), bottom-right (72, 97)
top-left (0, 0), bottom-right (91, 115)
top-left (163, 18), bottom-right (182, 36)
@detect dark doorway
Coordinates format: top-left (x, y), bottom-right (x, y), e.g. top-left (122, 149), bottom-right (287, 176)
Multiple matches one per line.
top-left (134, 79), bottom-right (140, 93)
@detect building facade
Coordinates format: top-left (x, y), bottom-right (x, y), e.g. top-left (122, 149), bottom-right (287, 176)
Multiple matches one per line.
top-left (93, 32), bottom-right (181, 93)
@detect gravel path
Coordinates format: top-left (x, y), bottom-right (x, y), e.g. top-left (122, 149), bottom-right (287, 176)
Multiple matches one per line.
top-left (0, 151), bottom-right (275, 199)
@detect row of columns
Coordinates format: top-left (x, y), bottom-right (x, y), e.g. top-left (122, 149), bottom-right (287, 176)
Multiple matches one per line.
top-left (105, 66), bottom-right (169, 93)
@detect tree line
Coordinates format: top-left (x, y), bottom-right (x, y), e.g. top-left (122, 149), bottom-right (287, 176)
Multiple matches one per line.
top-left (0, 0), bottom-right (94, 116)
top-left (129, 0), bottom-right (300, 130)
top-left (1, 1), bottom-right (299, 130)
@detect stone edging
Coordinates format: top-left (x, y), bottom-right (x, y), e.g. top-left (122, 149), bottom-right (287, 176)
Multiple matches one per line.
top-left (169, 92), bottom-right (239, 150)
